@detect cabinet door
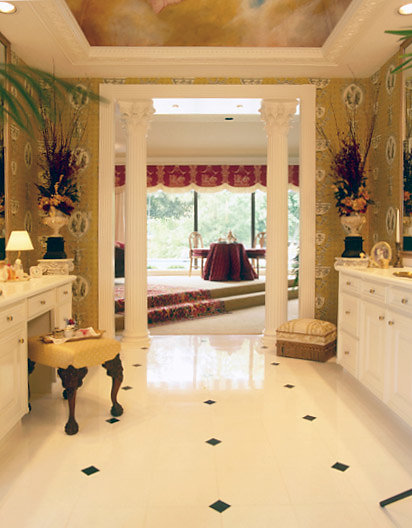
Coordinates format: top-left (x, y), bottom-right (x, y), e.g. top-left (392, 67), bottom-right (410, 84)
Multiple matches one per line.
top-left (0, 324), bottom-right (28, 441)
top-left (360, 301), bottom-right (387, 399)
top-left (337, 329), bottom-right (358, 376)
top-left (387, 311), bottom-right (412, 426)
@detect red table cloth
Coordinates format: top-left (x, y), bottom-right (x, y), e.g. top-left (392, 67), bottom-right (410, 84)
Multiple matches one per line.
top-left (203, 242), bottom-right (257, 281)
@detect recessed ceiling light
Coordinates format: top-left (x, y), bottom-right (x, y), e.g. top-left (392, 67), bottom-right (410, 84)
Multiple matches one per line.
top-left (0, 2), bottom-right (16, 14)
top-left (399, 3), bottom-right (412, 15)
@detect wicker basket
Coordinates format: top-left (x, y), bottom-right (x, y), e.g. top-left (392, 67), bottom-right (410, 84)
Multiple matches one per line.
top-left (276, 339), bottom-right (336, 362)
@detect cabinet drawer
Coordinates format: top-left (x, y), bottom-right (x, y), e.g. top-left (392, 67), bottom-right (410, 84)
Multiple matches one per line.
top-left (0, 301), bottom-right (26, 330)
top-left (338, 330), bottom-right (358, 375)
top-left (362, 280), bottom-right (386, 303)
top-left (341, 274), bottom-right (360, 295)
top-left (57, 284), bottom-right (72, 305)
top-left (388, 287), bottom-right (412, 314)
top-left (28, 290), bottom-right (55, 320)
top-left (340, 293), bottom-right (359, 337)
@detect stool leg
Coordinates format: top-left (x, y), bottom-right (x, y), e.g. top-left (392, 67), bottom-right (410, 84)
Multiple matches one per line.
top-left (57, 366), bottom-right (88, 435)
top-left (102, 354), bottom-right (124, 417)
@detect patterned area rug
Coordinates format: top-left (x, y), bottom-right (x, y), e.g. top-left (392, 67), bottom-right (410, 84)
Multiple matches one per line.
top-left (114, 284), bottom-right (226, 325)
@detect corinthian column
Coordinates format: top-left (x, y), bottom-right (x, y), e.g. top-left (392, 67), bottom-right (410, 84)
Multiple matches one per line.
top-left (260, 100), bottom-right (297, 346)
top-left (118, 100), bottom-right (154, 348)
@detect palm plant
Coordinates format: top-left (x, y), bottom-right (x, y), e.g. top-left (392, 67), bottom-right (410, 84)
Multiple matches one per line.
top-left (385, 29), bottom-right (412, 71)
top-left (0, 63), bottom-right (101, 135)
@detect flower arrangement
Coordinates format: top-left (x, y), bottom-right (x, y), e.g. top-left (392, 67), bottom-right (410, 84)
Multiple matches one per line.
top-left (404, 149), bottom-right (412, 216)
top-left (331, 137), bottom-right (374, 216)
top-left (35, 81), bottom-right (89, 216)
top-left (318, 83), bottom-right (379, 217)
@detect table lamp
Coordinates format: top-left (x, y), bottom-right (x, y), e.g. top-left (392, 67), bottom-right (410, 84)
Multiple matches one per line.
top-left (6, 230), bottom-right (34, 276)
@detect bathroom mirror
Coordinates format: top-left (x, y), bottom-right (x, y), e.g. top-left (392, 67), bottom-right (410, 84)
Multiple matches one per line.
top-left (0, 32), bottom-right (9, 261)
top-left (402, 39), bottom-right (412, 254)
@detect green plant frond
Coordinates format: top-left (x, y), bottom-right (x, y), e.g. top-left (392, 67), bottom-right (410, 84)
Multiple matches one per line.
top-left (385, 29), bottom-right (412, 39)
top-left (0, 85), bottom-right (33, 132)
top-left (1, 69), bottom-right (44, 125)
top-left (391, 57), bottom-right (412, 73)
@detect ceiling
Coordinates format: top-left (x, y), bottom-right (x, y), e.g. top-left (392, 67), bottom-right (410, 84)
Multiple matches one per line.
top-left (115, 98), bottom-right (298, 164)
top-left (0, 0), bottom-right (407, 78)
top-left (0, 0), bottom-right (404, 164)
top-left (65, 0), bottom-right (352, 48)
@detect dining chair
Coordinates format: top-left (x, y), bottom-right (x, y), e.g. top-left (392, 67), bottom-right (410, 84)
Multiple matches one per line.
top-left (249, 231), bottom-right (266, 277)
top-left (188, 231), bottom-right (209, 276)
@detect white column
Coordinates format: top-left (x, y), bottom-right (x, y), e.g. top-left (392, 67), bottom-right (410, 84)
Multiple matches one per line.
top-left (118, 100), bottom-right (154, 348)
top-left (260, 100), bottom-right (297, 347)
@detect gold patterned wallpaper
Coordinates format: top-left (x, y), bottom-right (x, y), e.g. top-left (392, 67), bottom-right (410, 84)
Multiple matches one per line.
top-left (6, 52), bottom-right (402, 328)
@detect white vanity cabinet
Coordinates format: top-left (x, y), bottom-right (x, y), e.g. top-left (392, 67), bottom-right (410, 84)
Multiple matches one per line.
top-left (0, 276), bottom-right (75, 442)
top-left (337, 268), bottom-right (412, 427)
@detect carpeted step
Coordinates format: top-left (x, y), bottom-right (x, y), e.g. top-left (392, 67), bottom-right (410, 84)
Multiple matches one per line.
top-left (222, 291), bottom-right (266, 312)
top-left (148, 298), bottom-right (226, 325)
top-left (209, 281), bottom-right (265, 299)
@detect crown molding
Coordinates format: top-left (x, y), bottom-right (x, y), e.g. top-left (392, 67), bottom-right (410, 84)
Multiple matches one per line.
top-left (26, 0), bottom-right (398, 77)
top-left (323, 0), bottom-right (388, 62)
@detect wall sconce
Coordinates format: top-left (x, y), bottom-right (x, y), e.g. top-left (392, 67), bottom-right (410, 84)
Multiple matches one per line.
top-left (6, 230), bottom-right (34, 276)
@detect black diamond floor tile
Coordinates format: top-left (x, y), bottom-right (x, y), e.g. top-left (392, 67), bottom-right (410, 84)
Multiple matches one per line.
top-left (204, 399), bottom-right (216, 405)
top-left (332, 462), bottom-right (349, 472)
top-left (209, 500), bottom-right (231, 513)
top-left (122, 386), bottom-right (133, 391)
top-left (206, 438), bottom-right (221, 446)
top-left (106, 418), bottom-right (120, 424)
top-left (303, 415), bottom-right (317, 421)
top-left (284, 384), bottom-right (295, 389)
top-left (81, 466), bottom-right (99, 476)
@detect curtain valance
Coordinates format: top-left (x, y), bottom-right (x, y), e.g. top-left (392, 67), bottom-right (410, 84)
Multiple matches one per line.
top-left (115, 164), bottom-right (299, 191)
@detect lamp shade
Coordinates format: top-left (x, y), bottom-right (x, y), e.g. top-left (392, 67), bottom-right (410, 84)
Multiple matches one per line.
top-left (6, 230), bottom-right (34, 251)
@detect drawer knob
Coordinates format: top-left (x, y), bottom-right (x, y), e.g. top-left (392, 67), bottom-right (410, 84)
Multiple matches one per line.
top-left (401, 298), bottom-right (408, 304)
top-left (344, 350), bottom-right (350, 355)
top-left (345, 310), bottom-right (351, 315)
top-left (378, 315), bottom-right (385, 321)
top-left (18, 338), bottom-right (24, 344)
top-left (346, 281), bottom-right (351, 286)
top-left (40, 300), bottom-right (46, 305)
top-left (6, 315), bottom-right (13, 321)
top-left (63, 290), bottom-right (69, 295)
top-left (388, 321), bottom-right (395, 326)
top-left (369, 289), bottom-right (375, 294)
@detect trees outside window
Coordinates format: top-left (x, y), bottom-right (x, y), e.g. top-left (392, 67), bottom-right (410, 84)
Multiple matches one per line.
top-left (146, 188), bottom-right (299, 272)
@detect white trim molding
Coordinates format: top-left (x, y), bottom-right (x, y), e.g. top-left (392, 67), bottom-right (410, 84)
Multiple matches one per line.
top-left (99, 84), bottom-right (316, 348)
top-left (27, 0), bottom-right (394, 79)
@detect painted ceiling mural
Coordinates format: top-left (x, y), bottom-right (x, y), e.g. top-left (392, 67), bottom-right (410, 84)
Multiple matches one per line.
top-left (66, 0), bottom-right (352, 48)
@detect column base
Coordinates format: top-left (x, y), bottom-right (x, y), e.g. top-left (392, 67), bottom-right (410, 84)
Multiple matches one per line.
top-left (261, 332), bottom-right (277, 349)
top-left (121, 333), bottom-right (151, 349)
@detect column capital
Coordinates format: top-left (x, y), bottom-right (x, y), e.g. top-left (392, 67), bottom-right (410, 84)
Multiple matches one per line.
top-left (260, 100), bottom-right (297, 136)
top-left (118, 99), bottom-right (155, 135)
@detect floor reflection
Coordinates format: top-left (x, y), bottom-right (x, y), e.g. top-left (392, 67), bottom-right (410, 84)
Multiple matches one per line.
top-left (147, 336), bottom-right (265, 390)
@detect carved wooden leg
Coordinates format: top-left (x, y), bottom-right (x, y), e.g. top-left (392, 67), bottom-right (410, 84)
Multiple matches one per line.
top-left (27, 359), bottom-right (36, 412)
top-left (57, 365), bottom-right (88, 435)
top-left (102, 354), bottom-right (124, 417)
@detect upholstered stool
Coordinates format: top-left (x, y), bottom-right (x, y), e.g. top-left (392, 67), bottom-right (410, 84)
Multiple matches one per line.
top-left (28, 336), bottom-right (124, 435)
top-left (276, 318), bottom-right (336, 362)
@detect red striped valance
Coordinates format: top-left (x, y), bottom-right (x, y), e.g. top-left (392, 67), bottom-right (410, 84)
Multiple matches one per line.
top-left (115, 165), bottom-right (299, 189)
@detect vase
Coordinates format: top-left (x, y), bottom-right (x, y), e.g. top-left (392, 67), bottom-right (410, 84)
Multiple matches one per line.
top-left (43, 206), bottom-right (69, 237)
top-left (340, 213), bottom-right (366, 236)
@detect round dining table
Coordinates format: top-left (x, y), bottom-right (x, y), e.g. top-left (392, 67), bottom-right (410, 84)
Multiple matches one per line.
top-left (203, 242), bottom-right (257, 281)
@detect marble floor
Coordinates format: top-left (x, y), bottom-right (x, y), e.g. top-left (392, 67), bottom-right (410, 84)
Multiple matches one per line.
top-left (1, 335), bottom-right (412, 527)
